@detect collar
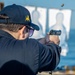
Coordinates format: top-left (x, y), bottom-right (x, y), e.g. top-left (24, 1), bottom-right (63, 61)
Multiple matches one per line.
top-left (0, 30), bottom-right (15, 39)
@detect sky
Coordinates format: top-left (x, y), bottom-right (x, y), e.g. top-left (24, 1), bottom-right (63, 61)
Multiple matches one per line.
top-left (1, 0), bottom-right (75, 10)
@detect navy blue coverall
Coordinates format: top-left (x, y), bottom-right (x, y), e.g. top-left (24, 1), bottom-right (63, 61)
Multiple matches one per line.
top-left (0, 30), bottom-right (61, 75)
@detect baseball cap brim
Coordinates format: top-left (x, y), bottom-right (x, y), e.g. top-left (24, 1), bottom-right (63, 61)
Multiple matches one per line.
top-left (29, 23), bottom-right (39, 31)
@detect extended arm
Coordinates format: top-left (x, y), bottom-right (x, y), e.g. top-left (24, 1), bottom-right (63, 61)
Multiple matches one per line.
top-left (38, 34), bottom-right (61, 72)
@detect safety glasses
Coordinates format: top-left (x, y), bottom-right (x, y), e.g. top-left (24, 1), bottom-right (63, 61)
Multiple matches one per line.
top-left (29, 29), bottom-right (34, 37)
top-left (26, 26), bottom-right (34, 37)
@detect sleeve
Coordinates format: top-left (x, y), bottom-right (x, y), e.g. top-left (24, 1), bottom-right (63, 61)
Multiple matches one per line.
top-left (38, 42), bottom-right (61, 72)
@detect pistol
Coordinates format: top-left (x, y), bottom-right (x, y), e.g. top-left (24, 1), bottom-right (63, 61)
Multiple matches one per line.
top-left (49, 30), bottom-right (61, 35)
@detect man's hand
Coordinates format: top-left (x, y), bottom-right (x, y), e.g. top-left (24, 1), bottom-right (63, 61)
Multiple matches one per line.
top-left (38, 34), bottom-right (60, 45)
top-left (49, 35), bottom-right (60, 45)
top-left (45, 34), bottom-right (60, 45)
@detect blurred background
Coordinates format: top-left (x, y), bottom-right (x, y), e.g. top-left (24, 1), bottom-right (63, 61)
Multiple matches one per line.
top-left (0, 0), bottom-right (75, 74)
